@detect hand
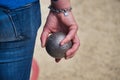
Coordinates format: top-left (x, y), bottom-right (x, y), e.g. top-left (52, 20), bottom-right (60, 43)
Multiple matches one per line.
top-left (40, 11), bottom-right (80, 62)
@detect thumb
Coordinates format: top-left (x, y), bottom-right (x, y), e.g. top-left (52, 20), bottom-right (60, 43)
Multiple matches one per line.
top-left (40, 28), bottom-right (50, 48)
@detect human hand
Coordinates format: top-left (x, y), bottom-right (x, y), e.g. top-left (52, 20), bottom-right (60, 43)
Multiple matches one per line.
top-left (40, 11), bottom-right (80, 62)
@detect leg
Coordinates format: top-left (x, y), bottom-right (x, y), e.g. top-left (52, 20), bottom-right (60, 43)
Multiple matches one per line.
top-left (0, 1), bottom-right (41, 80)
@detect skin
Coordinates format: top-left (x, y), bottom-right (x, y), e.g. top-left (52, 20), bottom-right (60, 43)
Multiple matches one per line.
top-left (40, 0), bottom-right (80, 62)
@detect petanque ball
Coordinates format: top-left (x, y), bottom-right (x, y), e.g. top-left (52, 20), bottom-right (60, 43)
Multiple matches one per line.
top-left (45, 32), bottom-right (72, 58)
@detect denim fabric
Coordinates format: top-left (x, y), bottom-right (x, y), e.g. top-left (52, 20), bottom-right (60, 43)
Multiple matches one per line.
top-left (0, 1), bottom-right (41, 80)
top-left (0, 0), bottom-right (38, 9)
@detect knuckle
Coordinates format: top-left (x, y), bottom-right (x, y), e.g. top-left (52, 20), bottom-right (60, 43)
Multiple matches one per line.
top-left (70, 24), bottom-right (78, 31)
top-left (73, 24), bottom-right (78, 30)
top-left (66, 36), bottom-right (71, 42)
top-left (68, 37), bottom-right (72, 41)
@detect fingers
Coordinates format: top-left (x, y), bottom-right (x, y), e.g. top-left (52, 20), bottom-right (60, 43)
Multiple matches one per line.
top-left (40, 28), bottom-right (50, 48)
top-left (65, 35), bottom-right (80, 59)
top-left (55, 35), bottom-right (80, 62)
top-left (61, 24), bottom-right (78, 45)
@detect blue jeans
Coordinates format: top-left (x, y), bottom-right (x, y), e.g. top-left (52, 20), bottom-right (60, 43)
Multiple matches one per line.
top-left (0, 1), bottom-right (41, 80)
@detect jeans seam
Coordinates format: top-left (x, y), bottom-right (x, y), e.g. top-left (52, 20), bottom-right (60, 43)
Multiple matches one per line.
top-left (0, 1), bottom-right (40, 42)
top-left (10, 1), bottom-right (39, 12)
top-left (4, 1), bottom-right (39, 41)
top-left (0, 1), bottom-right (39, 12)
top-left (7, 13), bottom-right (18, 38)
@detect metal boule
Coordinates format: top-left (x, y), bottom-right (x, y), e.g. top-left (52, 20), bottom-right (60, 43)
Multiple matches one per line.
top-left (45, 32), bottom-right (72, 58)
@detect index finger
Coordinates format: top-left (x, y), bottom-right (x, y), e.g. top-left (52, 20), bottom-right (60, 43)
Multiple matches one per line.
top-left (61, 24), bottom-right (78, 45)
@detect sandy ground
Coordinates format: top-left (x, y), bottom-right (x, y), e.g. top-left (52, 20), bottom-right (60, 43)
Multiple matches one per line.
top-left (33, 0), bottom-right (120, 80)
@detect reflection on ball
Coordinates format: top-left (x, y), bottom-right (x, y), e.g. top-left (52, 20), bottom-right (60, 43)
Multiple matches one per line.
top-left (45, 32), bottom-right (72, 58)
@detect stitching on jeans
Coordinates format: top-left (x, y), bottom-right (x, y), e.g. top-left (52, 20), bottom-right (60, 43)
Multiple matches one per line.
top-left (10, 1), bottom-right (39, 12)
top-left (0, 1), bottom-right (39, 12)
top-left (4, 1), bottom-right (39, 41)
top-left (0, 1), bottom-right (39, 42)
top-left (7, 13), bottom-right (19, 38)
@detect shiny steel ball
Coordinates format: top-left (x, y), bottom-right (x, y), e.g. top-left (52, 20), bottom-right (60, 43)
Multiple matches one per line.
top-left (45, 32), bottom-right (72, 58)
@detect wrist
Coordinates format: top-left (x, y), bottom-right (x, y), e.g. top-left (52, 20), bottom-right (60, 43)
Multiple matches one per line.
top-left (48, 5), bottom-right (72, 16)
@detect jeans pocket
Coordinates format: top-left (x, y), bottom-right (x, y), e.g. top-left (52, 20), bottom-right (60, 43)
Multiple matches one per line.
top-left (0, 1), bottom-right (41, 43)
top-left (0, 9), bottom-right (20, 42)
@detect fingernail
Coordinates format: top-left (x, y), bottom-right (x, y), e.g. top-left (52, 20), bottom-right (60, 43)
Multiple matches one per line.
top-left (61, 42), bottom-right (64, 46)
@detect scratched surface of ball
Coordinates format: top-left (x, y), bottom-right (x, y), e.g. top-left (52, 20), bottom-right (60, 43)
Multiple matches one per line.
top-left (45, 32), bottom-right (72, 58)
